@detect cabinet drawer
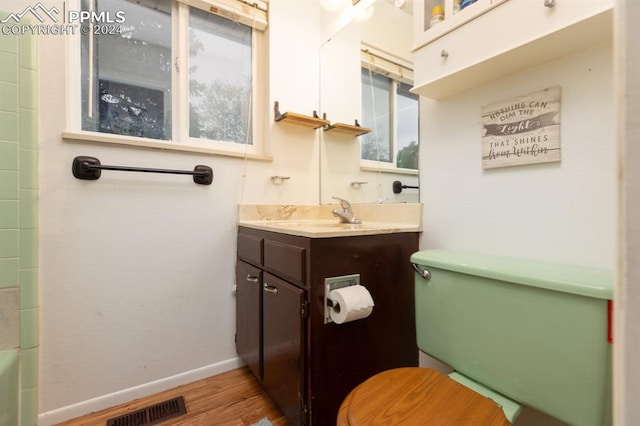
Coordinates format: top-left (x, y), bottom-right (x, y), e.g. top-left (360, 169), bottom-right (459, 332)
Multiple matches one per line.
top-left (238, 232), bottom-right (263, 265)
top-left (264, 239), bottom-right (306, 285)
top-left (412, 0), bottom-right (612, 99)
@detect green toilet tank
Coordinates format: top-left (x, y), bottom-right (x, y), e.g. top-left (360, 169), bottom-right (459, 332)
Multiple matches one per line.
top-left (410, 249), bottom-right (613, 426)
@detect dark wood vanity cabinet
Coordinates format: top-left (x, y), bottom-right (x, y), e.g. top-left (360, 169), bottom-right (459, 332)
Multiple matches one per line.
top-left (236, 230), bottom-right (308, 426)
top-left (236, 226), bottom-right (419, 426)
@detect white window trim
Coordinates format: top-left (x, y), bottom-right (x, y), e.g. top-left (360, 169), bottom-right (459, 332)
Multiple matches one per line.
top-left (63, 0), bottom-right (271, 161)
top-left (360, 162), bottom-right (419, 175)
top-left (360, 46), bottom-right (418, 175)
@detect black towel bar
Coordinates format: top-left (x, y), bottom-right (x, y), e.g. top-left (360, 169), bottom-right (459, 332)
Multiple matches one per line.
top-left (72, 156), bottom-right (213, 185)
top-left (392, 180), bottom-right (419, 194)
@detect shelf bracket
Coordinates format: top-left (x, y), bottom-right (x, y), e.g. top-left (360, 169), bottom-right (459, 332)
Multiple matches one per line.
top-left (274, 100), bottom-right (284, 121)
top-left (273, 101), bottom-right (330, 129)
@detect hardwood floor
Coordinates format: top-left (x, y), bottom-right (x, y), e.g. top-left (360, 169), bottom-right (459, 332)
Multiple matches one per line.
top-left (54, 366), bottom-right (568, 426)
top-left (56, 367), bottom-right (291, 426)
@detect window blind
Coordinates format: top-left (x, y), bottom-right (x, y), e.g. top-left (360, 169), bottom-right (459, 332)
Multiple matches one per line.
top-left (361, 43), bottom-right (413, 86)
top-left (179, 0), bottom-right (268, 30)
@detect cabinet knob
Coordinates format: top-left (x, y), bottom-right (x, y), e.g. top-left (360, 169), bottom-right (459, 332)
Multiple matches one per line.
top-left (246, 274), bottom-right (259, 283)
top-left (544, 0), bottom-right (555, 7)
top-left (440, 49), bottom-right (449, 59)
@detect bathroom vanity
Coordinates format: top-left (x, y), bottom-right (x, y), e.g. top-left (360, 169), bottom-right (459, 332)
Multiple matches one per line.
top-left (235, 205), bottom-right (421, 425)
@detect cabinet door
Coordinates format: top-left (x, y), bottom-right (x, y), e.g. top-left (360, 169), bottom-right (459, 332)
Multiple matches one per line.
top-left (262, 273), bottom-right (306, 426)
top-left (236, 261), bottom-right (262, 380)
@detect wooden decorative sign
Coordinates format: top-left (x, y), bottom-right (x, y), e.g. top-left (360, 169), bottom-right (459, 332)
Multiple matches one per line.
top-left (481, 86), bottom-right (561, 169)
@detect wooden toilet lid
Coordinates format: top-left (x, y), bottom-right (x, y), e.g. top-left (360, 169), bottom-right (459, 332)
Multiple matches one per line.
top-left (340, 368), bottom-right (511, 426)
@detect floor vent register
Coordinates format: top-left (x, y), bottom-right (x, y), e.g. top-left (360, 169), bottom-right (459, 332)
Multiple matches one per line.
top-left (106, 396), bottom-right (188, 426)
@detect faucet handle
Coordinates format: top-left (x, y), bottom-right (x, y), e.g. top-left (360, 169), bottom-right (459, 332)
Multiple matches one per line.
top-left (332, 196), bottom-right (352, 212)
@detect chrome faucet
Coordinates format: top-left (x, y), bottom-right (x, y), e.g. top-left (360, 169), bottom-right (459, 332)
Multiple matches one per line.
top-left (332, 197), bottom-right (362, 224)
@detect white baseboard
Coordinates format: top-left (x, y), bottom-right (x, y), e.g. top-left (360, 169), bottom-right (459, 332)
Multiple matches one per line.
top-left (38, 357), bottom-right (244, 426)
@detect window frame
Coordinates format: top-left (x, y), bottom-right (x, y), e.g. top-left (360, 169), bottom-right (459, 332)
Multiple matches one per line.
top-left (360, 45), bottom-right (419, 175)
top-left (63, 0), bottom-right (271, 161)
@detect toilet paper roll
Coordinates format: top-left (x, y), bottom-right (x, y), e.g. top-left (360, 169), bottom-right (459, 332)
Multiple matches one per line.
top-left (329, 285), bottom-right (374, 324)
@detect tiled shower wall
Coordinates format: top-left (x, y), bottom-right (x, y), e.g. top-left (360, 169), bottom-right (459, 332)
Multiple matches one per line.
top-left (0, 17), bottom-right (39, 426)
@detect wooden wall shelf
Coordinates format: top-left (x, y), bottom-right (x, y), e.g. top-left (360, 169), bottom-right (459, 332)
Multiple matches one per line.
top-left (274, 101), bottom-right (329, 129)
top-left (324, 122), bottom-right (372, 136)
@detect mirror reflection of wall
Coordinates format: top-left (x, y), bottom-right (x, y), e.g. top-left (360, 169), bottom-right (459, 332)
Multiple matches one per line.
top-left (320, 0), bottom-right (419, 205)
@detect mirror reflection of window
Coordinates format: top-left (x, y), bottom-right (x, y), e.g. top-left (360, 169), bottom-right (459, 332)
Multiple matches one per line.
top-left (361, 66), bottom-right (419, 170)
top-left (396, 82), bottom-right (419, 170)
top-left (361, 69), bottom-right (392, 163)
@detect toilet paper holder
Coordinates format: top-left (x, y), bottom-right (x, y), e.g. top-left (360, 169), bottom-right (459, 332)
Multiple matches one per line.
top-left (324, 274), bottom-right (360, 324)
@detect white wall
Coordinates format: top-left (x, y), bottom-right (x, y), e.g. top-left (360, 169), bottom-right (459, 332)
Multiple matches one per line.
top-left (420, 42), bottom-right (616, 269)
top-left (37, 0), bottom-right (322, 423)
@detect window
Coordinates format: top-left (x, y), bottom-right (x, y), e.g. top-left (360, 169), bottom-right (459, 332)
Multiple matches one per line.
top-left (360, 48), bottom-right (419, 172)
top-left (188, 9), bottom-right (252, 144)
top-left (73, 0), bottom-right (268, 157)
top-left (81, 0), bottom-right (172, 140)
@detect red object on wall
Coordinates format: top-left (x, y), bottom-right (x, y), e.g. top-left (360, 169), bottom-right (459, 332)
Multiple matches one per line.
top-left (608, 300), bottom-right (613, 344)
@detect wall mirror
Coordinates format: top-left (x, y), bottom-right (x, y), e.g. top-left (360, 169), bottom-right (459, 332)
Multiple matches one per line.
top-left (319, 0), bottom-right (420, 205)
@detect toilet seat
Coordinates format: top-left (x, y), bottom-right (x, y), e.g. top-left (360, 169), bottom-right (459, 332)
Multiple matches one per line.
top-left (337, 368), bottom-right (511, 426)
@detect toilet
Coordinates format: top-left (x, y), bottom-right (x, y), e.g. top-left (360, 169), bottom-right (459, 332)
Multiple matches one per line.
top-left (337, 249), bottom-right (613, 426)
